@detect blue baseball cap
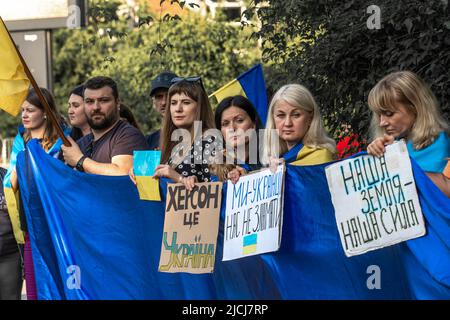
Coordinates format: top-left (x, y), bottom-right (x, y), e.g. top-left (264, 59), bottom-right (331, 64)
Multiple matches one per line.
top-left (150, 71), bottom-right (178, 96)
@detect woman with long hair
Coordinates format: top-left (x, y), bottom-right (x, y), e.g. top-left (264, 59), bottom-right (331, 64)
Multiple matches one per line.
top-left (154, 77), bottom-right (221, 190)
top-left (213, 95), bottom-right (263, 183)
top-left (3, 87), bottom-right (68, 300)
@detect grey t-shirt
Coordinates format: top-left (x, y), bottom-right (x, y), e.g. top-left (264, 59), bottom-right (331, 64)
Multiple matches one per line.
top-left (78, 120), bottom-right (149, 164)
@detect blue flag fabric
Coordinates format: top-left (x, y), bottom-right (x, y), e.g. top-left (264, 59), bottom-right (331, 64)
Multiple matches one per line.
top-left (17, 140), bottom-right (450, 299)
top-left (400, 160), bottom-right (450, 299)
top-left (281, 142), bottom-right (304, 163)
top-left (212, 64), bottom-right (269, 126)
top-left (237, 64), bottom-right (269, 125)
top-left (17, 140), bottom-right (216, 300)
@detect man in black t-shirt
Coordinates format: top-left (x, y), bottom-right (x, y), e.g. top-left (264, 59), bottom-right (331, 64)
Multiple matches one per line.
top-left (62, 76), bottom-right (149, 175)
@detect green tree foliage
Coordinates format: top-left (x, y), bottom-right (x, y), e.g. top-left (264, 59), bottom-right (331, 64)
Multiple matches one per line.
top-left (0, 0), bottom-right (125, 137)
top-left (53, 0), bottom-right (127, 112)
top-left (246, 0), bottom-right (450, 142)
top-left (56, 0), bottom-right (259, 135)
top-left (94, 15), bottom-right (259, 134)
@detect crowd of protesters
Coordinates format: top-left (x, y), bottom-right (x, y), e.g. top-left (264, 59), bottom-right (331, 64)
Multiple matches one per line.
top-left (0, 70), bottom-right (449, 299)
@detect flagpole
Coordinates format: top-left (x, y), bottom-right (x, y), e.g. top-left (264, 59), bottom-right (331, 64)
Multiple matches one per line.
top-left (0, 17), bottom-right (71, 146)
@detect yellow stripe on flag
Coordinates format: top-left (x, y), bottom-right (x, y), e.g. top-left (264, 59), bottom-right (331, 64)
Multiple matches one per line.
top-left (243, 244), bottom-right (257, 255)
top-left (210, 78), bottom-right (247, 103)
top-left (135, 176), bottom-right (161, 201)
top-left (4, 187), bottom-right (25, 244)
top-left (0, 18), bottom-right (30, 116)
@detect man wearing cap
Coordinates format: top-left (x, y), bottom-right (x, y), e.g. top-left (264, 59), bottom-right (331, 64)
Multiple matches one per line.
top-left (147, 71), bottom-right (178, 150)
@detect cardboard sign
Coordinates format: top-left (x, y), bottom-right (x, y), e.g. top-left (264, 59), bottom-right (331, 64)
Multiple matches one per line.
top-left (325, 141), bottom-right (425, 257)
top-left (223, 165), bottom-right (285, 261)
top-left (159, 181), bottom-right (222, 273)
top-left (133, 151), bottom-right (161, 201)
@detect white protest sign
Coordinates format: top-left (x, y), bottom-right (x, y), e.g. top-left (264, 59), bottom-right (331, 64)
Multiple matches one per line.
top-left (223, 164), bottom-right (285, 261)
top-left (325, 140), bottom-right (425, 257)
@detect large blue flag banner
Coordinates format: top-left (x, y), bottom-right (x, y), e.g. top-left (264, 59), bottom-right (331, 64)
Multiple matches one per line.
top-left (16, 140), bottom-right (450, 299)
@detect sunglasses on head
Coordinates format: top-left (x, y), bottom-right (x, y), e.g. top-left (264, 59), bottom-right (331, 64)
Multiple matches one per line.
top-left (170, 76), bottom-right (201, 84)
top-left (170, 76), bottom-right (205, 91)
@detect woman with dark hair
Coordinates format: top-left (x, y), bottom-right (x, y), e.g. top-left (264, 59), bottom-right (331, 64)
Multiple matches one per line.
top-left (3, 87), bottom-right (68, 300)
top-left (68, 84), bottom-right (90, 141)
top-left (153, 77), bottom-right (221, 190)
top-left (213, 95), bottom-right (263, 183)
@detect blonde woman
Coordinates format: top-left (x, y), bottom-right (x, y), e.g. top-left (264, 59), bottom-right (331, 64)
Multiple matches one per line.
top-left (367, 71), bottom-right (450, 173)
top-left (263, 84), bottom-right (336, 166)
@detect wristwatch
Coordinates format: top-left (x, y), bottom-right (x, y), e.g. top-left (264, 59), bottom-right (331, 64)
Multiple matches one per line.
top-left (76, 155), bottom-right (88, 172)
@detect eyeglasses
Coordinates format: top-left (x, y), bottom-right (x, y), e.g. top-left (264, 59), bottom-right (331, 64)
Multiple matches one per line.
top-left (170, 76), bottom-right (205, 91)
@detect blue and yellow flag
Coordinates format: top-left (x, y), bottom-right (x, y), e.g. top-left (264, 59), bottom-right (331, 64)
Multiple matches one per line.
top-left (133, 150), bottom-right (161, 201)
top-left (211, 64), bottom-right (268, 125)
top-left (3, 127), bottom-right (69, 244)
top-left (0, 17), bottom-right (30, 116)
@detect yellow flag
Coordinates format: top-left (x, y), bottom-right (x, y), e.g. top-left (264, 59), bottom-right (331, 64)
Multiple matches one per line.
top-left (135, 176), bottom-right (161, 201)
top-left (0, 17), bottom-right (30, 116)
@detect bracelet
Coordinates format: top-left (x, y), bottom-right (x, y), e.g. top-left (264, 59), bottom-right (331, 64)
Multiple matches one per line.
top-left (76, 155), bottom-right (88, 172)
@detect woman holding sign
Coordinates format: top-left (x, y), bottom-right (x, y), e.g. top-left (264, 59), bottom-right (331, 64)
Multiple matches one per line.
top-left (213, 95), bottom-right (263, 183)
top-left (154, 77), bottom-right (221, 190)
top-left (366, 71), bottom-right (450, 193)
top-left (262, 84), bottom-right (336, 166)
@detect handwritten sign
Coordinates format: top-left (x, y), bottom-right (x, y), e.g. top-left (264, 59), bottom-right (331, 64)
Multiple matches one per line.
top-left (325, 141), bottom-right (425, 257)
top-left (159, 181), bottom-right (222, 273)
top-left (133, 151), bottom-right (161, 201)
top-left (223, 165), bottom-right (285, 261)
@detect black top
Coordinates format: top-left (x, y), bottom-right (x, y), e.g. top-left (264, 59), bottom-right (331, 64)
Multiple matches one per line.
top-left (0, 167), bottom-right (19, 256)
top-left (169, 136), bottom-right (221, 182)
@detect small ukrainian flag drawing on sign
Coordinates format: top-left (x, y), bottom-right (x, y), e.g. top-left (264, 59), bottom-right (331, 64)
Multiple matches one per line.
top-left (243, 234), bottom-right (257, 255)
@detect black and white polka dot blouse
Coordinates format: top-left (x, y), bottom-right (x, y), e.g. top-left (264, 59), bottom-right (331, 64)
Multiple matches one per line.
top-left (168, 136), bottom-right (221, 182)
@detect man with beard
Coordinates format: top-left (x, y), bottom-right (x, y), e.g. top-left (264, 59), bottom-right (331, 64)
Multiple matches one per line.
top-left (62, 76), bottom-right (149, 175)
